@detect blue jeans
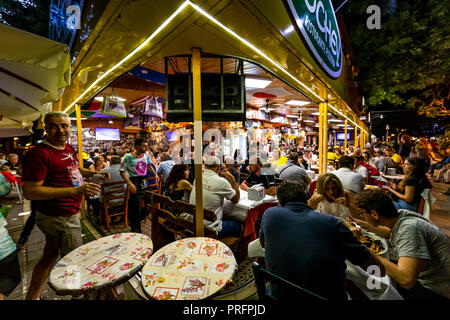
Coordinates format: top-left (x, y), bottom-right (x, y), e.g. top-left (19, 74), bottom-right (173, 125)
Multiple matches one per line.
top-left (394, 199), bottom-right (418, 212)
top-left (218, 219), bottom-right (241, 238)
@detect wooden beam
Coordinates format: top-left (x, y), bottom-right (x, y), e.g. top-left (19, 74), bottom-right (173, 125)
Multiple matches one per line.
top-left (192, 48), bottom-right (204, 237)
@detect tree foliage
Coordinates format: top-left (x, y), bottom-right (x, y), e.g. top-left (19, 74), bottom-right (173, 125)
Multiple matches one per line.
top-left (342, 0), bottom-right (450, 117)
top-left (0, 0), bottom-right (50, 38)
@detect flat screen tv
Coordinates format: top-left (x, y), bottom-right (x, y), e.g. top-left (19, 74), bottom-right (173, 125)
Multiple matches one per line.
top-left (336, 132), bottom-right (351, 141)
top-left (167, 130), bottom-right (178, 142)
top-left (95, 128), bottom-right (120, 141)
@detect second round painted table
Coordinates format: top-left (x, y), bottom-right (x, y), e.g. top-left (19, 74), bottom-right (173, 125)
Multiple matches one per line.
top-left (141, 237), bottom-right (237, 300)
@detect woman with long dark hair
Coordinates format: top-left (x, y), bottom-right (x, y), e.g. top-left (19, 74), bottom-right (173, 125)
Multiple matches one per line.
top-left (164, 164), bottom-right (192, 202)
top-left (385, 157), bottom-right (432, 211)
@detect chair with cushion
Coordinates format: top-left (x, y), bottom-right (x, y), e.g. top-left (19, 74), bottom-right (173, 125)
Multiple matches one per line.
top-left (98, 181), bottom-right (129, 231)
top-left (251, 261), bottom-right (327, 301)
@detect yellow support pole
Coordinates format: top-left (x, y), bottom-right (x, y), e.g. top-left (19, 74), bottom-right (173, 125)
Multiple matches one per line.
top-left (75, 103), bottom-right (86, 219)
top-left (318, 85), bottom-right (328, 174)
top-left (362, 132), bottom-right (366, 150)
top-left (344, 118), bottom-right (348, 155)
top-left (323, 99), bottom-right (328, 171)
top-left (192, 47), bottom-right (204, 237)
top-left (360, 127), bottom-right (364, 151)
top-left (355, 125), bottom-right (358, 152)
top-left (318, 97), bottom-right (324, 174)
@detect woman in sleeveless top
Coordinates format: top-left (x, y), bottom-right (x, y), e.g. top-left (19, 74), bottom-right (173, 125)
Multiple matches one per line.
top-left (164, 164), bottom-right (192, 202)
top-left (384, 157), bottom-right (432, 212)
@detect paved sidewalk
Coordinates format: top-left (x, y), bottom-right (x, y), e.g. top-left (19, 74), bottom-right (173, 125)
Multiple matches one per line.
top-left (1, 191), bottom-right (141, 300)
top-left (430, 182), bottom-right (450, 236)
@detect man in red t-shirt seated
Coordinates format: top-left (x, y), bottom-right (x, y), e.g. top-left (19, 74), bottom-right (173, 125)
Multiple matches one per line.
top-left (22, 111), bottom-right (104, 300)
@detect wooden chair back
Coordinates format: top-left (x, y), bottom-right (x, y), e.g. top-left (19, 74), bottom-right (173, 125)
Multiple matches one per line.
top-left (99, 181), bottom-right (129, 231)
top-left (145, 191), bottom-right (217, 250)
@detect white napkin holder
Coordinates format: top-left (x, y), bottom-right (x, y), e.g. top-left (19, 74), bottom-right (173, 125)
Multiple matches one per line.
top-left (248, 184), bottom-right (265, 201)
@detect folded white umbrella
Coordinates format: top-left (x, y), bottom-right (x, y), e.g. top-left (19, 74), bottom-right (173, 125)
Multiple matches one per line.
top-left (0, 128), bottom-right (31, 138)
top-left (0, 23), bottom-right (71, 124)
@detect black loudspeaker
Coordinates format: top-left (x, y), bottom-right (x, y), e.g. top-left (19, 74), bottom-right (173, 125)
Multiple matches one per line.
top-left (166, 74), bottom-right (191, 112)
top-left (166, 73), bottom-right (245, 122)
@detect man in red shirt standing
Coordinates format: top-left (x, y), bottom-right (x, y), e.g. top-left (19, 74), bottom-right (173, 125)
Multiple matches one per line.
top-left (22, 111), bottom-right (102, 300)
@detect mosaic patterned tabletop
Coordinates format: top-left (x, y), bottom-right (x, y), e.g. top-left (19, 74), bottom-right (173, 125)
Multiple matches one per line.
top-left (141, 237), bottom-right (237, 300)
top-left (49, 233), bottom-right (153, 295)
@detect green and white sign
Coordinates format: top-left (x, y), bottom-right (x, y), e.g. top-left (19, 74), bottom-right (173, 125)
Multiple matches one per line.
top-left (286, 0), bottom-right (343, 79)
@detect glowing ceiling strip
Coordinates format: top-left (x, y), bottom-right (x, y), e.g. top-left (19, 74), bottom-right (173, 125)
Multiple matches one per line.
top-left (64, 0), bottom-right (367, 133)
top-left (63, 1), bottom-right (189, 113)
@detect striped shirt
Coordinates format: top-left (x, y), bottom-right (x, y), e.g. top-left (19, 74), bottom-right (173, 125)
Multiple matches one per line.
top-left (373, 156), bottom-right (393, 172)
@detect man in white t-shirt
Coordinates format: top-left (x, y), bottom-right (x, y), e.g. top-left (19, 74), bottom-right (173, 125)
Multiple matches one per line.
top-left (189, 156), bottom-right (241, 237)
top-left (333, 156), bottom-right (365, 194)
top-left (303, 148), bottom-right (317, 165)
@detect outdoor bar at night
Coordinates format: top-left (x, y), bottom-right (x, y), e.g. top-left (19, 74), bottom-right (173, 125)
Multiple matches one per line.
top-left (0, 0), bottom-right (448, 309)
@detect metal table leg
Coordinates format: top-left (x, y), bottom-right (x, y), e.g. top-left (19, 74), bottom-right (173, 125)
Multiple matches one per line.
top-left (15, 181), bottom-right (24, 204)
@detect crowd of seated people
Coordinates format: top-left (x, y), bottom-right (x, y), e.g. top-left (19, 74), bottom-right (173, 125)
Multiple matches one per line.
top-left (255, 165), bottom-right (448, 300)
top-left (247, 137), bottom-right (450, 300)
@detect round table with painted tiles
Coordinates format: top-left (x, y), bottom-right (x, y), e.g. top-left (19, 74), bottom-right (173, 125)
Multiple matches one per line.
top-left (48, 233), bottom-right (153, 299)
top-left (141, 237), bottom-right (237, 300)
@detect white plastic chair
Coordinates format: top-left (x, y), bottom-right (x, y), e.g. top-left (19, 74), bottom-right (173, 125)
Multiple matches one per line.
top-left (419, 188), bottom-right (435, 220)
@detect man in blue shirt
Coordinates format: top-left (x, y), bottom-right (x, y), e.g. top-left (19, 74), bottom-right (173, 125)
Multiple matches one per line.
top-left (157, 152), bottom-right (175, 189)
top-left (259, 181), bottom-right (385, 300)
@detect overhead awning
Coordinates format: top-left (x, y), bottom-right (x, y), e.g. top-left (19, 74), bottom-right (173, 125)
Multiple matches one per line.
top-left (0, 23), bottom-right (71, 123)
top-left (58, 0), bottom-right (368, 134)
top-left (0, 128), bottom-right (32, 138)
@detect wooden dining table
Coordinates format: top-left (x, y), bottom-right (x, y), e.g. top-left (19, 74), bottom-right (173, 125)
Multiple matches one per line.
top-left (48, 233), bottom-right (153, 299)
top-left (141, 237), bottom-right (237, 300)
